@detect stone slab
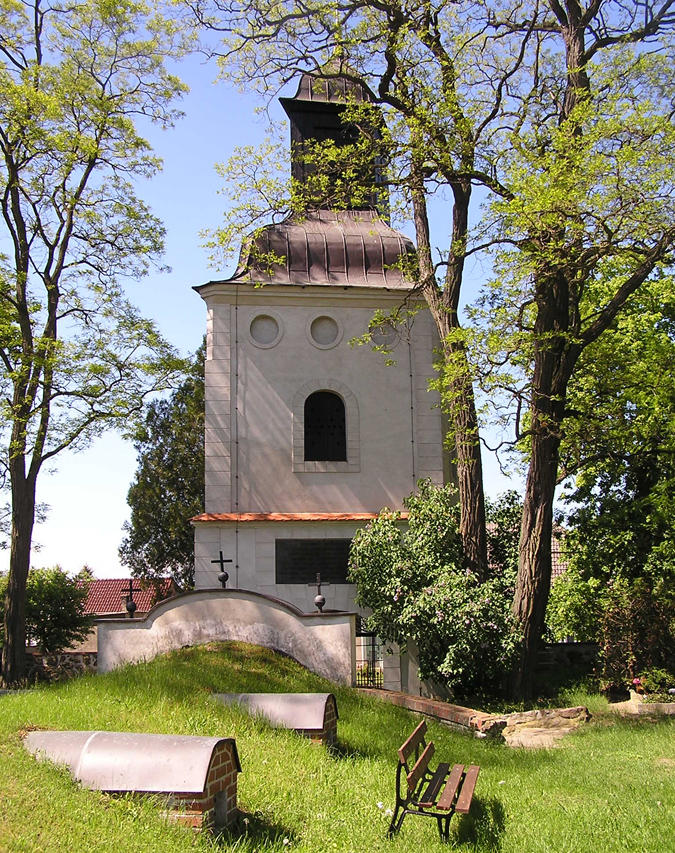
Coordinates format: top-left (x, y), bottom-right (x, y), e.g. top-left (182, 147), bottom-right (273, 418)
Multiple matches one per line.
top-left (358, 689), bottom-right (591, 747)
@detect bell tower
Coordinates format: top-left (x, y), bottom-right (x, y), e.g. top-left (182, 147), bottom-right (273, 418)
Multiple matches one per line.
top-left (191, 73), bottom-right (450, 616)
top-left (280, 71), bottom-right (384, 214)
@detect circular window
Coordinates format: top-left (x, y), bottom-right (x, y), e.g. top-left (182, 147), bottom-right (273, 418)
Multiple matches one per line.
top-left (370, 320), bottom-right (399, 350)
top-left (248, 314), bottom-right (282, 348)
top-left (309, 315), bottom-right (342, 349)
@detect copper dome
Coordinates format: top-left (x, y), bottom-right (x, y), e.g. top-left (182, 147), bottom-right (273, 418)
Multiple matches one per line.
top-left (227, 209), bottom-right (415, 289)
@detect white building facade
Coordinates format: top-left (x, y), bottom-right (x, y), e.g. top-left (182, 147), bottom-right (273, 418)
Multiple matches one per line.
top-left (191, 76), bottom-right (450, 691)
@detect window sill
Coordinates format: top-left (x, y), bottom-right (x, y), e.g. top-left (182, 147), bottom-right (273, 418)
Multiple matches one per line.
top-left (292, 461), bottom-right (360, 473)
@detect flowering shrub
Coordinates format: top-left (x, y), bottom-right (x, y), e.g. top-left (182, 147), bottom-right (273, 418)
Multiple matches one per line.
top-left (638, 667), bottom-right (675, 702)
top-left (348, 480), bottom-right (519, 698)
top-left (598, 577), bottom-right (675, 691)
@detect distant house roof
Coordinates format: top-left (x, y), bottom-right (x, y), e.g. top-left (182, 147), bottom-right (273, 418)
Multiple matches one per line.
top-left (84, 578), bottom-right (174, 616)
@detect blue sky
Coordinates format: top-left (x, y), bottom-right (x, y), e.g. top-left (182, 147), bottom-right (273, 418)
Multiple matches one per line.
top-left (1, 54), bottom-right (520, 580)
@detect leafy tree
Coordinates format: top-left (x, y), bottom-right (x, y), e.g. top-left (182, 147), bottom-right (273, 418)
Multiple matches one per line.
top-left (348, 481), bottom-right (519, 698)
top-left (558, 278), bottom-right (675, 582)
top-left (192, 0), bottom-right (675, 694)
top-left (0, 0), bottom-right (189, 685)
top-left (552, 280), bottom-right (675, 599)
top-left (120, 341), bottom-right (205, 590)
top-left (0, 566), bottom-right (93, 653)
top-left (546, 280), bottom-right (675, 675)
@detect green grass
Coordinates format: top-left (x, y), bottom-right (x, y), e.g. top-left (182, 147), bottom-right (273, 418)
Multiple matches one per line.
top-left (0, 642), bottom-right (674, 852)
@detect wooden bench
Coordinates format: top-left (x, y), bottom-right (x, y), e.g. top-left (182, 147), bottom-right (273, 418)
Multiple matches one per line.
top-left (388, 720), bottom-right (479, 841)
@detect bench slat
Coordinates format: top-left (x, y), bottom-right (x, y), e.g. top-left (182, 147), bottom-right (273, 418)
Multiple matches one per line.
top-left (407, 740), bottom-right (435, 792)
top-left (436, 763), bottom-right (465, 811)
top-left (417, 762), bottom-right (450, 807)
top-left (455, 765), bottom-right (480, 813)
top-left (398, 720), bottom-right (427, 764)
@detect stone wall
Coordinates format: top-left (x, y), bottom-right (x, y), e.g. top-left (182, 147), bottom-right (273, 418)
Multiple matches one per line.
top-left (25, 651), bottom-right (97, 683)
top-left (537, 642), bottom-right (599, 673)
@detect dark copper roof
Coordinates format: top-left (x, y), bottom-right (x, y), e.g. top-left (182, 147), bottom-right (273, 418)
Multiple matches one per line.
top-left (289, 70), bottom-right (368, 104)
top-left (213, 210), bottom-right (415, 290)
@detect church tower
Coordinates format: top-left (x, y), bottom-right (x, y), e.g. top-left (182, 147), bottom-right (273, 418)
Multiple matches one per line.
top-left (192, 73), bottom-right (450, 615)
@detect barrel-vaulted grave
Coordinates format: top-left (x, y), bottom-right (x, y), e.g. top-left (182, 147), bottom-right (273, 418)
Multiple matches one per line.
top-left (214, 693), bottom-right (339, 745)
top-left (96, 589), bottom-right (356, 685)
top-left (23, 731), bottom-right (241, 830)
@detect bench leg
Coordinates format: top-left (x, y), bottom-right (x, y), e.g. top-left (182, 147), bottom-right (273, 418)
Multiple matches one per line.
top-left (439, 814), bottom-right (451, 842)
top-left (436, 814), bottom-right (452, 842)
top-left (387, 804), bottom-right (407, 837)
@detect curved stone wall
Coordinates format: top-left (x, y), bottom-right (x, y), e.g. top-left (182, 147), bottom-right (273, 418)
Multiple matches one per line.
top-left (97, 589), bottom-right (356, 685)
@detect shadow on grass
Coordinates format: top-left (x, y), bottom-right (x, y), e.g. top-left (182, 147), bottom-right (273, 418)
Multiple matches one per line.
top-left (214, 810), bottom-right (297, 850)
top-left (454, 797), bottom-right (506, 852)
top-left (328, 739), bottom-right (379, 761)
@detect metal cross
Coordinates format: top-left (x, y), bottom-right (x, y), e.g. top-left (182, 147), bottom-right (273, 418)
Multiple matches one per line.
top-left (212, 551), bottom-right (233, 588)
top-left (314, 572), bottom-right (326, 613)
top-left (124, 578), bottom-right (142, 618)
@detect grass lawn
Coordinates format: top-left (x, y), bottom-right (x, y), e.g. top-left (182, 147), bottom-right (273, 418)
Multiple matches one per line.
top-left (0, 642), bottom-right (673, 852)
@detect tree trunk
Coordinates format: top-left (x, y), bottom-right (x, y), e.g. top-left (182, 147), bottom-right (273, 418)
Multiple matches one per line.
top-left (512, 429), bottom-right (559, 697)
top-left (1, 465), bottom-right (36, 686)
top-left (511, 268), bottom-right (572, 697)
top-left (411, 174), bottom-right (489, 580)
top-left (436, 319), bottom-right (488, 582)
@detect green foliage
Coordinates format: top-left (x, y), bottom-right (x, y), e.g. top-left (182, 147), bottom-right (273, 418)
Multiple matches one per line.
top-left (637, 667), bottom-right (675, 702)
top-left (0, 0), bottom-right (190, 680)
top-left (546, 569), bottom-right (604, 643)
top-left (546, 281), bottom-right (675, 677)
top-left (119, 341), bottom-right (205, 590)
top-left (558, 279), bottom-right (675, 585)
top-left (597, 577), bottom-right (675, 691)
top-left (349, 481), bottom-right (519, 697)
top-left (0, 566), bottom-right (93, 652)
top-left (485, 490), bottom-right (522, 578)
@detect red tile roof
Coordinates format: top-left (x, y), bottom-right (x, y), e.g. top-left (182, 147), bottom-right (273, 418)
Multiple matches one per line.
top-left (84, 578), bottom-right (173, 616)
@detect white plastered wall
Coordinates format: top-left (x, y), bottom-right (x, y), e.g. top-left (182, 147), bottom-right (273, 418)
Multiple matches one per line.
top-left (201, 286), bottom-right (445, 513)
top-left (195, 520), bottom-right (365, 610)
top-left (195, 283), bottom-right (448, 601)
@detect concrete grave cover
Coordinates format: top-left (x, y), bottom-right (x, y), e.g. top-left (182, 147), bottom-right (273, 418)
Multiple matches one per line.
top-left (23, 730), bottom-right (241, 793)
top-left (215, 692), bottom-right (338, 730)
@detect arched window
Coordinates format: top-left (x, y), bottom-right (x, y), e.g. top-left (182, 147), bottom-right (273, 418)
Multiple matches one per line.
top-left (304, 391), bottom-right (347, 461)
top-left (292, 379), bottom-right (359, 473)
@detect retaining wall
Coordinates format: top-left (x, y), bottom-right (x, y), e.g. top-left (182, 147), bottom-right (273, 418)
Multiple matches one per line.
top-left (97, 589), bottom-right (356, 685)
top-left (26, 651), bottom-right (97, 683)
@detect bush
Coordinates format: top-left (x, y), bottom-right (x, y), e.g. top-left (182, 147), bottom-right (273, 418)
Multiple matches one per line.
top-left (0, 566), bottom-right (94, 652)
top-left (637, 667), bottom-right (675, 701)
top-left (598, 577), bottom-right (675, 691)
top-left (348, 480), bottom-right (519, 698)
top-left (546, 568), bottom-right (605, 642)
